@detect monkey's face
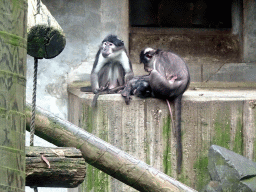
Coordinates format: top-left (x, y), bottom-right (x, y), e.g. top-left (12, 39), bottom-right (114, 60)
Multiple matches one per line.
top-left (101, 41), bottom-right (116, 58)
top-left (140, 48), bottom-right (155, 72)
top-left (101, 35), bottom-right (124, 59)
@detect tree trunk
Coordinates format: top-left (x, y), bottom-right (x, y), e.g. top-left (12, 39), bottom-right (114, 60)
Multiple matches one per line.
top-left (25, 103), bottom-right (197, 192)
top-left (26, 146), bottom-right (86, 188)
top-left (0, 1), bottom-right (27, 191)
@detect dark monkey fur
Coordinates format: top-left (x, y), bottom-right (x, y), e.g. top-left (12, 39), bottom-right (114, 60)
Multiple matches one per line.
top-left (122, 48), bottom-right (190, 174)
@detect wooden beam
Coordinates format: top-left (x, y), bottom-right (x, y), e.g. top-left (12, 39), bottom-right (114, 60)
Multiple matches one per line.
top-left (26, 146), bottom-right (86, 188)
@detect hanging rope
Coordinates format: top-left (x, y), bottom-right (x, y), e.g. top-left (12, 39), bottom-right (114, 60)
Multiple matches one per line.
top-left (30, 0), bottom-right (41, 145)
top-left (30, 57), bottom-right (39, 192)
top-left (36, 0), bottom-right (40, 15)
top-left (30, 57), bottom-right (38, 147)
top-left (31, 1), bottom-right (40, 191)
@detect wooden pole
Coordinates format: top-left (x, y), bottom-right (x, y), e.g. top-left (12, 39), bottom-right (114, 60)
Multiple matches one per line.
top-left (25, 103), bottom-right (197, 192)
top-left (0, 0), bottom-right (27, 191)
top-left (26, 146), bottom-right (86, 188)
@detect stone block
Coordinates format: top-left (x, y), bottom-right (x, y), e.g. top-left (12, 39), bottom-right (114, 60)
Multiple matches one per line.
top-left (205, 63), bottom-right (256, 82)
top-left (207, 145), bottom-right (256, 192)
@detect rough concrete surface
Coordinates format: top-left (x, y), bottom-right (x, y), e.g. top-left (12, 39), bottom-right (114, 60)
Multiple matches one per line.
top-left (129, 32), bottom-right (240, 66)
top-left (68, 88), bottom-right (256, 191)
top-left (206, 145), bottom-right (256, 192)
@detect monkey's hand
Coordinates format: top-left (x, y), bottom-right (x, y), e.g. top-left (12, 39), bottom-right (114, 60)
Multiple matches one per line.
top-left (121, 87), bottom-right (132, 105)
top-left (94, 83), bottom-right (110, 94)
top-left (93, 89), bottom-right (100, 94)
top-left (124, 96), bottom-right (132, 105)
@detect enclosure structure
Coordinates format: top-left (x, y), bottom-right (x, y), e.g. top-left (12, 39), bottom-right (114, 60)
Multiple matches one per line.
top-left (36, 0), bottom-right (256, 121)
top-left (17, 0), bottom-right (254, 132)
top-left (17, 0), bottom-right (256, 191)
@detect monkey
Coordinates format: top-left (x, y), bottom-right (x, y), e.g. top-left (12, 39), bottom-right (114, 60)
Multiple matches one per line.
top-left (121, 75), bottom-right (152, 105)
top-left (88, 34), bottom-right (134, 106)
top-left (90, 35), bottom-right (134, 94)
top-left (121, 74), bottom-right (179, 104)
top-left (139, 48), bottom-right (190, 174)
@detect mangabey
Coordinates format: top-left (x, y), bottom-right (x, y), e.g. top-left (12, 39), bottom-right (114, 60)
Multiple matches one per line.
top-left (140, 48), bottom-right (190, 174)
top-left (82, 35), bottom-right (134, 106)
top-left (121, 75), bottom-right (152, 104)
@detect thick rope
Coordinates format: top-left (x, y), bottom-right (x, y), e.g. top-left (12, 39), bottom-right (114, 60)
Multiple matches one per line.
top-left (30, 57), bottom-right (38, 147)
top-left (30, 57), bottom-right (39, 192)
top-left (33, 1), bottom-right (40, 190)
top-left (37, 0), bottom-right (40, 14)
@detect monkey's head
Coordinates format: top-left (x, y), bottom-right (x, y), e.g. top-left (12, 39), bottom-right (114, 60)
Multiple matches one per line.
top-left (101, 35), bottom-right (124, 58)
top-left (140, 48), bottom-right (156, 72)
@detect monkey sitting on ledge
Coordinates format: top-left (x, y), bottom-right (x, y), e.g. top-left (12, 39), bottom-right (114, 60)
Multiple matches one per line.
top-left (81, 34), bottom-right (134, 106)
top-left (122, 48), bottom-right (190, 174)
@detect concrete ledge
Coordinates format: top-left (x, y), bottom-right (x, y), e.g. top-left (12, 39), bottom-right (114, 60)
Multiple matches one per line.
top-left (68, 88), bottom-right (256, 191)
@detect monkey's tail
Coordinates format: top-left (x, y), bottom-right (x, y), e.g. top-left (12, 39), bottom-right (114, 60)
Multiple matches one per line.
top-left (174, 95), bottom-right (182, 174)
top-left (92, 91), bottom-right (105, 107)
top-left (80, 86), bottom-right (92, 92)
top-left (92, 85), bottom-right (125, 107)
top-left (166, 98), bottom-right (182, 174)
top-left (166, 100), bottom-right (175, 133)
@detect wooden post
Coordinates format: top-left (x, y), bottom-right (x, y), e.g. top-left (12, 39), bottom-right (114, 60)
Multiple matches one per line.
top-left (27, 0), bottom-right (66, 59)
top-left (26, 146), bottom-right (86, 188)
top-left (0, 0), bottom-right (27, 191)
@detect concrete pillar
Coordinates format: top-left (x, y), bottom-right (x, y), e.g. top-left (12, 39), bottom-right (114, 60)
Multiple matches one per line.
top-left (243, 0), bottom-right (256, 62)
top-left (101, 0), bottom-right (129, 50)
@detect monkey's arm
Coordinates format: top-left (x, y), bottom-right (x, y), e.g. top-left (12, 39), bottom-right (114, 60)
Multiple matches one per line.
top-left (90, 50), bottom-right (103, 93)
top-left (119, 52), bottom-right (134, 83)
top-left (121, 76), bottom-right (151, 105)
top-left (124, 71), bottom-right (134, 83)
top-left (121, 78), bottom-right (136, 105)
top-left (90, 72), bottom-right (100, 93)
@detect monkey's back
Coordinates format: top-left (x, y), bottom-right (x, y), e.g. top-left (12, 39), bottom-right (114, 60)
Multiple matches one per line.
top-left (154, 51), bottom-right (190, 98)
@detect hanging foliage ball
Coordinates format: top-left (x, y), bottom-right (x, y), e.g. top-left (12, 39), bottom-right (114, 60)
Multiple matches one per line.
top-left (27, 0), bottom-right (66, 59)
top-left (27, 25), bottom-right (66, 59)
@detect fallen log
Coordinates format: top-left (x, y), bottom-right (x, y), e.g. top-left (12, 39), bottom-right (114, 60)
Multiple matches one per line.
top-left (26, 146), bottom-right (86, 188)
top-left (25, 102), bottom-right (197, 192)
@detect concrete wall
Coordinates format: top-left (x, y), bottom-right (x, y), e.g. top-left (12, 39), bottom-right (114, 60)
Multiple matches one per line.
top-left (243, 0), bottom-right (256, 62)
top-left (68, 88), bottom-right (256, 191)
top-left (24, 0), bottom-right (256, 191)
